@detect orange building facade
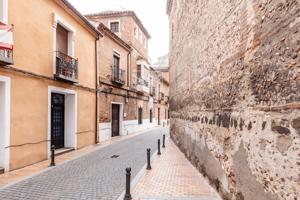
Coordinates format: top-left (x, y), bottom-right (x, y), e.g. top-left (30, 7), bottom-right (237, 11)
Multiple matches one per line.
top-left (0, 0), bottom-right (100, 171)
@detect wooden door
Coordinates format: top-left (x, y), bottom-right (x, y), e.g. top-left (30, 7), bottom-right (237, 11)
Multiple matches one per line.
top-left (150, 109), bottom-right (153, 123)
top-left (138, 107), bottom-right (143, 124)
top-left (158, 108), bottom-right (161, 125)
top-left (112, 104), bottom-right (120, 137)
top-left (51, 93), bottom-right (65, 149)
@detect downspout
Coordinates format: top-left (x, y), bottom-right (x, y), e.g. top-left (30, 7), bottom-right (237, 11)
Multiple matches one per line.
top-left (127, 51), bottom-right (131, 87)
top-left (95, 37), bottom-right (100, 144)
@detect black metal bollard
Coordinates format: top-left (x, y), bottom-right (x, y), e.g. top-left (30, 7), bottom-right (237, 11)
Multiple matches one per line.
top-left (146, 148), bottom-right (152, 170)
top-left (50, 145), bottom-right (56, 167)
top-left (124, 168), bottom-right (132, 200)
top-left (162, 134), bottom-right (166, 148)
top-left (157, 139), bottom-right (161, 155)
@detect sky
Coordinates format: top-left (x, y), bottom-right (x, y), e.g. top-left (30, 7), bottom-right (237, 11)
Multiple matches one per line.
top-left (68, 0), bottom-right (169, 63)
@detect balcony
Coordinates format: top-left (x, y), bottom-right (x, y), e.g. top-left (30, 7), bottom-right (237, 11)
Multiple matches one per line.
top-left (0, 48), bottom-right (13, 66)
top-left (0, 23), bottom-right (14, 66)
top-left (55, 51), bottom-right (78, 83)
top-left (136, 77), bottom-right (149, 93)
top-left (112, 67), bottom-right (125, 85)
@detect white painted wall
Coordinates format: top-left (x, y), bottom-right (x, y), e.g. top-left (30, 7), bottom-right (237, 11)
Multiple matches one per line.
top-left (65, 94), bottom-right (77, 148)
top-left (0, 76), bottom-right (11, 171)
top-left (98, 118), bottom-right (157, 142)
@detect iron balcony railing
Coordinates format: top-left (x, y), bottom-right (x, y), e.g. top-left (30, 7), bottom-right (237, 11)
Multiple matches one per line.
top-left (55, 51), bottom-right (78, 83)
top-left (112, 66), bottom-right (125, 85)
top-left (137, 77), bottom-right (149, 87)
top-left (0, 48), bottom-right (13, 66)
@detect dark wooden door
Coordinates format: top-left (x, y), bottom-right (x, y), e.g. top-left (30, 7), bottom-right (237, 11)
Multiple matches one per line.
top-left (150, 109), bottom-right (153, 123)
top-left (112, 104), bottom-right (120, 137)
top-left (158, 108), bottom-right (161, 125)
top-left (51, 93), bottom-right (65, 149)
top-left (138, 107), bottom-right (143, 124)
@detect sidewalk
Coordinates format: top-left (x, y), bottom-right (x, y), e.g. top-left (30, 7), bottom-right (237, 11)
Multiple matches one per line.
top-left (0, 126), bottom-right (160, 189)
top-left (131, 136), bottom-right (221, 200)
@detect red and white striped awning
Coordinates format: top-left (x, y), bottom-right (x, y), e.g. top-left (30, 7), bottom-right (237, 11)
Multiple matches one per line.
top-left (0, 22), bottom-right (13, 50)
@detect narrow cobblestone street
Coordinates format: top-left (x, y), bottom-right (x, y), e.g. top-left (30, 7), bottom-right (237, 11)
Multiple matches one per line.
top-left (0, 128), bottom-right (166, 200)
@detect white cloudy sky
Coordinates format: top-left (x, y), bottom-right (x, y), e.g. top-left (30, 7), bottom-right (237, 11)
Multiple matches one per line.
top-left (68, 0), bottom-right (169, 63)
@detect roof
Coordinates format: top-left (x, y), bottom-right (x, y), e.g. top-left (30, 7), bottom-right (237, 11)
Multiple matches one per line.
top-left (58, 0), bottom-right (102, 38)
top-left (98, 23), bottom-right (132, 51)
top-left (85, 10), bottom-right (151, 39)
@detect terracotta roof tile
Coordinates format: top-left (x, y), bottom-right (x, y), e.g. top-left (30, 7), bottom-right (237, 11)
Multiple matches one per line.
top-left (85, 10), bottom-right (151, 39)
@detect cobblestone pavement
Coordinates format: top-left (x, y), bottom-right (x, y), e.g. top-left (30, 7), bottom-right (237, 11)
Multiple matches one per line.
top-left (132, 136), bottom-right (221, 200)
top-left (0, 128), bottom-right (166, 200)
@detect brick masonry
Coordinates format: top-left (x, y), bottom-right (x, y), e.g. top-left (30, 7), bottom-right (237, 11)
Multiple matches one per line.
top-left (167, 0), bottom-right (300, 200)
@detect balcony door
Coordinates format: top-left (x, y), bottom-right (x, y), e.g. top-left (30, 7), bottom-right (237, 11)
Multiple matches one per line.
top-left (51, 93), bottom-right (65, 149)
top-left (113, 54), bottom-right (120, 80)
top-left (112, 104), bottom-right (120, 137)
top-left (150, 109), bottom-right (153, 123)
top-left (56, 24), bottom-right (68, 55)
top-left (138, 107), bottom-right (143, 124)
top-left (158, 108), bottom-right (161, 125)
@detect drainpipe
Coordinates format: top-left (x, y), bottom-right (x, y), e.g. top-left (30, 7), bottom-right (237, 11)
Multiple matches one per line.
top-left (127, 52), bottom-right (131, 87)
top-left (95, 37), bottom-right (100, 144)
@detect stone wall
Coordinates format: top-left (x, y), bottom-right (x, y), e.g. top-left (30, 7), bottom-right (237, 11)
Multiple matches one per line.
top-left (167, 0), bottom-right (300, 199)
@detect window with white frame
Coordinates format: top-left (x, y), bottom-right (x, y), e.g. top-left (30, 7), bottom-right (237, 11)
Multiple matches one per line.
top-left (110, 21), bottom-right (120, 33)
top-left (53, 14), bottom-right (75, 57)
top-left (0, 0), bottom-right (8, 24)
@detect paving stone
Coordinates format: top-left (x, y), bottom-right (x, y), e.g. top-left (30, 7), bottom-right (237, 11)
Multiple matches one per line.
top-left (0, 128), bottom-right (166, 200)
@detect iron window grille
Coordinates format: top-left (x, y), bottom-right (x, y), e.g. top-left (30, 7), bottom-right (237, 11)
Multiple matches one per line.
top-left (110, 22), bottom-right (120, 33)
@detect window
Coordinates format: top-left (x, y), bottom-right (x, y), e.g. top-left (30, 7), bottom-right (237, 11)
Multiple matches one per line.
top-left (137, 64), bottom-right (142, 78)
top-left (0, 0), bottom-right (8, 24)
top-left (53, 14), bottom-right (76, 57)
top-left (56, 24), bottom-right (68, 55)
top-left (113, 53), bottom-right (120, 69)
top-left (110, 22), bottom-right (120, 33)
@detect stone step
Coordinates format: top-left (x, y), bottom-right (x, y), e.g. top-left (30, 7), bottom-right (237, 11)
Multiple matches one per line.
top-left (55, 147), bottom-right (75, 156)
top-left (0, 167), bottom-right (4, 175)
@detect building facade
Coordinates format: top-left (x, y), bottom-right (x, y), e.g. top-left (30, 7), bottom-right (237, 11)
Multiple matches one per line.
top-left (0, 0), bottom-right (100, 172)
top-left (87, 11), bottom-right (161, 140)
top-left (0, 2), bottom-right (170, 173)
top-left (167, 0), bottom-right (300, 200)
